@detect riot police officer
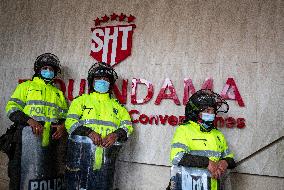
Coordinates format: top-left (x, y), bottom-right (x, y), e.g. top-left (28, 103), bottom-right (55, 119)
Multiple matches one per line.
top-left (65, 62), bottom-right (133, 190)
top-left (169, 89), bottom-right (236, 190)
top-left (5, 53), bottom-right (68, 190)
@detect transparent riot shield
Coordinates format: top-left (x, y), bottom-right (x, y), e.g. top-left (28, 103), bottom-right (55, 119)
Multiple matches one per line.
top-left (170, 166), bottom-right (212, 190)
top-left (65, 135), bottom-right (121, 190)
top-left (20, 126), bottom-right (66, 190)
top-left (65, 135), bottom-right (94, 190)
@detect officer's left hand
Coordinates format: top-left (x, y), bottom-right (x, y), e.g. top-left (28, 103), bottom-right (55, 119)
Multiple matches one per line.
top-left (101, 133), bottom-right (118, 148)
top-left (52, 124), bottom-right (66, 140)
top-left (217, 160), bottom-right (228, 175)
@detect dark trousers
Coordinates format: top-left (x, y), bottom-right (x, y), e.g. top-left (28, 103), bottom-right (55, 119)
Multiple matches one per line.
top-left (7, 142), bottom-right (21, 190)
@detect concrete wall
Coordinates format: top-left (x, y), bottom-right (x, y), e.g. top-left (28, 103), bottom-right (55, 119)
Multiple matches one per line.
top-left (0, 0), bottom-right (283, 189)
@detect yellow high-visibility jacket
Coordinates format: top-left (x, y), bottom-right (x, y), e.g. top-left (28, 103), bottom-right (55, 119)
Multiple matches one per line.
top-left (170, 121), bottom-right (234, 190)
top-left (65, 92), bottom-right (133, 137)
top-left (6, 77), bottom-right (68, 146)
top-left (65, 91), bottom-right (133, 170)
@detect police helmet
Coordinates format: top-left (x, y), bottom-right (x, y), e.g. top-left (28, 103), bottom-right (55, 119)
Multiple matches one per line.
top-left (87, 62), bottom-right (118, 90)
top-left (34, 53), bottom-right (61, 75)
top-left (184, 89), bottom-right (229, 122)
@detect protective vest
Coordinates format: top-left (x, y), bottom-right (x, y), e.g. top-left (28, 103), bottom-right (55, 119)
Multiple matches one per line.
top-left (65, 92), bottom-right (133, 170)
top-left (170, 121), bottom-right (234, 190)
top-left (6, 77), bottom-right (68, 146)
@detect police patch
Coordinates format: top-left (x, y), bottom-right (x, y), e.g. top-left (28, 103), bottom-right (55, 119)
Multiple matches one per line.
top-left (113, 108), bottom-right (118, 115)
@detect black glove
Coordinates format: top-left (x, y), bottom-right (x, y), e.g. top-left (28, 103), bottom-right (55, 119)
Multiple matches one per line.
top-left (0, 125), bottom-right (17, 159)
top-left (114, 128), bottom-right (128, 142)
top-left (179, 153), bottom-right (209, 167)
top-left (71, 126), bottom-right (93, 136)
top-left (221, 157), bottom-right (237, 169)
top-left (9, 110), bottom-right (31, 125)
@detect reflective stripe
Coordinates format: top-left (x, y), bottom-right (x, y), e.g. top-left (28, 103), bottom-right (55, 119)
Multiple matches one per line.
top-left (222, 148), bottom-right (231, 158)
top-left (189, 150), bottom-right (222, 158)
top-left (7, 107), bottom-right (21, 117)
top-left (120, 120), bottom-right (132, 126)
top-left (172, 152), bottom-right (185, 165)
top-left (26, 100), bottom-right (67, 113)
top-left (66, 114), bottom-right (80, 120)
top-left (9, 98), bottom-right (26, 107)
top-left (69, 122), bottom-right (81, 135)
top-left (32, 116), bottom-right (59, 123)
top-left (172, 143), bottom-right (222, 158)
top-left (120, 120), bottom-right (132, 137)
top-left (80, 119), bottom-right (118, 129)
top-left (171, 143), bottom-right (190, 152)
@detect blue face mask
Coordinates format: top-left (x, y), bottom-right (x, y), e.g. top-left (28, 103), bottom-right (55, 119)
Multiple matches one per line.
top-left (41, 69), bottom-right (55, 79)
top-left (201, 113), bottom-right (215, 122)
top-left (94, 80), bottom-right (110, 93)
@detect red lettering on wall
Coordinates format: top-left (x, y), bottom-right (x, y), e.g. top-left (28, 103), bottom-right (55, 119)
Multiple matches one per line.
top-left (159, 115), bottom-right (169, 125)
top-left (221, 78), bottom-right (245, 107)
top-left (214, 116), bottom-right (225, 128)
top-left (155, 78), bottom-right (180, 105)
top-left (128, 109), bottom-right (245, 128)
top-left (225, 117), bottom-right (236, 128)
top-left (183, 78), bottom-right (196, 105)
top-left (68, 79), bottom-right (74, 101)
top-left (237, 118), bottom-right (246, 128)
top-left (178, 116), bottom-right (185, 124)
top-left (67, 79), bottom-right (87, 101)
top-left (149, 115), bottom-right (159, 125)
top-left (201, 77), bottom-right (213, 90)
top-left (113, 79), bottom-right (128, 104)
top-left (139, 114), bottom-right (149, 124)
top-left (168, 115), bottom-right (178, 126)
top-left (131, 78), bottom-right (154, 104)
top-left (79, 79), bottom-right (87, 96)
top-left (17, 76), bottom-right (247, 129)
top-left (129, 109), bottom-right (139, 123)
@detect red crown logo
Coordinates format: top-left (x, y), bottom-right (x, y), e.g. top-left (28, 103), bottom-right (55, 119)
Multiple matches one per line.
top-left (93, 13), bottom-right (136, 26)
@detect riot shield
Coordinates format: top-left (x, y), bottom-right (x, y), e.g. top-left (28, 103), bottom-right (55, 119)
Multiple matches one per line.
top-left (20, 126), bottom-right (66, 190)
top-left (65, 135), bottom-right (94, 190)
top-left (65, 135), bottom-right (121, 190)
top-left (170, 166), bottom-right (212, 190)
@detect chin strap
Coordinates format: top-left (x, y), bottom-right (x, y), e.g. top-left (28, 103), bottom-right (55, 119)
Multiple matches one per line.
top-left (40, 76), bottom-right (54, 84)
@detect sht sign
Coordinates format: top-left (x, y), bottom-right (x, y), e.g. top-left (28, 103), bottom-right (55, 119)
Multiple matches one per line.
top-left (91, 24), bottom-right (136, 67)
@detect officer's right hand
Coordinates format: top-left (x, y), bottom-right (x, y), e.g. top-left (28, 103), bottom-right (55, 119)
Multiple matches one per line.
top-left (27, 118), bottom-right (43, 136)
top-left (88, 131), bottom-right (102, 146)
top-left (208, 160), bottom-right (218, 179)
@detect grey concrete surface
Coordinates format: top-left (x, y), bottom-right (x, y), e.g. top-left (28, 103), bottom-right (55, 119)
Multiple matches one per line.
top-left (0, 0), bottom-right (283, 189)
top-left (229, 173), bottom-right (284, 190)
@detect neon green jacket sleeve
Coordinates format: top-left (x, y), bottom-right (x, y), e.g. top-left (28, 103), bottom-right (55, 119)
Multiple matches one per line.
top-left (170, 125), bottom-right (190, 165)
top-left (6, 81), bottom-right (29, 117)
top-left (65, 95), bottom-right (84, 134)
top-left (57, 90), bottom-right (68, 120)
top-left (117, 103), bottom-right (133, 137)
top-left (220, 134), bottom-right (234, 159)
